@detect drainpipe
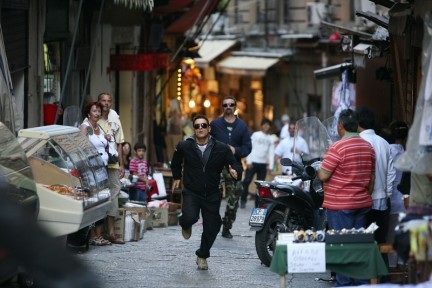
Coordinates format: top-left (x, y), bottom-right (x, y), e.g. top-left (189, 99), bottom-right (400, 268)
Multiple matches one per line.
top-left (115, 44), bottom-right (120, 113)
top-left (264, 0), bottom-right (269, 51)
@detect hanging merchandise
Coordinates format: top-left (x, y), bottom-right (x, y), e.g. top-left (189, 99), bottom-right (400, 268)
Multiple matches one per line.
top-left (396, 14), bottom-right (432, 174)
top-left (329, 69), bottom-right (356, 141)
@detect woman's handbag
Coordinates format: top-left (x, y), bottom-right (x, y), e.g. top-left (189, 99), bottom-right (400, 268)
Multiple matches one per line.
top-left (105, 141), bottom-right (119, 164)
top-left (98, 124), bottom-right (119, 164)
top-left (107, 151), bottom-right (119, 164)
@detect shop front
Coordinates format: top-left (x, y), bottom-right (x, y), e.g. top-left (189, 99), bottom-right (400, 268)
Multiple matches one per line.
top-left (215, 52), bottom-right (290, 130)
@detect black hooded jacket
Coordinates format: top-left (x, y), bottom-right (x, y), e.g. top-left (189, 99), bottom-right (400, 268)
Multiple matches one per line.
top-left (171, 136), bottom-right (243, 201)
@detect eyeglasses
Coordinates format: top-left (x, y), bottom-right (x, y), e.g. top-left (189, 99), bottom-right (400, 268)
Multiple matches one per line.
top-left (193, 123), bottom-right (209, 129)
top-left (222, 103), bottom-right (236, 108)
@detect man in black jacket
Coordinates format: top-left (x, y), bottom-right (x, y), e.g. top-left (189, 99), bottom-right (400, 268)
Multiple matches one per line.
top-left (171, 114), bottom-right (243, 270)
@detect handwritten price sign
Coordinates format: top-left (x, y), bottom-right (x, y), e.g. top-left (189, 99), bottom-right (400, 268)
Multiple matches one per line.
top-left (287, 242), bottom-right (326, 273)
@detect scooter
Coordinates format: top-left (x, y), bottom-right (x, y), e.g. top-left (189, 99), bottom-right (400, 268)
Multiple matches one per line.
top-left (249, 116), bottom-right (333, 267)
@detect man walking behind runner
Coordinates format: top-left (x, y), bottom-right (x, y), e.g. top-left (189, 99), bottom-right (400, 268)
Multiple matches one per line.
top-left (318, 109), bottom-right (376, 287)
top-left (98, 92), bottom-right (125, 244)
top-left (357, 107), bottom-right (396, 246)
top-left (171, 115), bottom-right (243, 270)
top-left (241, 118), bottom-right (274, 209)
top-left (210, 96), bottom-right (251, 239)
top-left (274, 122), bottom-right (309, 175)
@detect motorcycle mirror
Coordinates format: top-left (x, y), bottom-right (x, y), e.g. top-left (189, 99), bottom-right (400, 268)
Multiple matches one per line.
top-left (304, 166), bottom-right (317, 179)
top-left (280, 158), bottom-right (292, 166)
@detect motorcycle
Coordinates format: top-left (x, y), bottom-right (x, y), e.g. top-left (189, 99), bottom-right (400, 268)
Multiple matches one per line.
top-left (249, 116), bottom-right (334, 267)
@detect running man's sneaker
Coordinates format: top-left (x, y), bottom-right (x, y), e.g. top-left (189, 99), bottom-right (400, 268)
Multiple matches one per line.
top-left (182, 226), bottom-right (192, 240)
top-left (196, 257), bottom-right (208, 270)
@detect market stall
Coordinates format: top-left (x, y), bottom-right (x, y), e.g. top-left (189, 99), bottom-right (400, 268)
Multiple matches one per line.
top-left (17, 125), bottom-right (111, 237)
top-left (270, 233), bottom-right (388, 288)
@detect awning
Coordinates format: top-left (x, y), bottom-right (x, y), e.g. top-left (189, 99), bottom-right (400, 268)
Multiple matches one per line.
top-left (194, 39), bottom-right (238, 68)
top-left (216, 56), bottom-right (280, 77)
top-left (165, 0), bottom-right (219, 34)
top-left (355, 11), bottom-right (389, 29)
top-left (321, 21), bottom-right (373, 40)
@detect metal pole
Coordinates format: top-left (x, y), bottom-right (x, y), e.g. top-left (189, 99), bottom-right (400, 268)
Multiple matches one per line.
top-left (80, 0), bottom-right (106, 110)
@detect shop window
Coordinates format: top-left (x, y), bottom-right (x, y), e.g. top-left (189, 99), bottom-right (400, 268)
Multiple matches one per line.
top-left (43, 43), bottom-right (61, 100)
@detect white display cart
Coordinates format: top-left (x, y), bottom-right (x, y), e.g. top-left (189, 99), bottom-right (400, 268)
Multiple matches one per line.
top-left (18, 125), bottom-right (112, 237)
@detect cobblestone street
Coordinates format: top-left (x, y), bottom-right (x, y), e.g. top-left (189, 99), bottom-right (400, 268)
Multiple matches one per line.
top-left (78, 199), bottom-right (335, 288)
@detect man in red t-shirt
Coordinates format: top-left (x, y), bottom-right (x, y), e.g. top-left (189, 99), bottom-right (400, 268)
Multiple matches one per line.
top-left (317, 109), bottom-right (376, 286)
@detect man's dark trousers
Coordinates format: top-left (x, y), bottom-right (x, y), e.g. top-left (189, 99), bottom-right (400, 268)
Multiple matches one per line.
top-left (179, 191), bottom-right (222, 259)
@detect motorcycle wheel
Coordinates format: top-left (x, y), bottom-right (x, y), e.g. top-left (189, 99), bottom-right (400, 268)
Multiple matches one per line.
top-left (255, 211), bottom-right (284, 267)
top-left (255, 207), bottom-right (310, 267)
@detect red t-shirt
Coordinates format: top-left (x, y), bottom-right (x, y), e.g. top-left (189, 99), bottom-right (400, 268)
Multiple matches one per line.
top-left (321, 134), bottom-right (375, 210)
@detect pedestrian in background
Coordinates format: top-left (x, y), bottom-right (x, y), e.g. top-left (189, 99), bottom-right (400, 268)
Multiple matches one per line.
top-left (210, 96), bottom-right (251, 239)
top-left (153, 113), bottom-right (167, 164)
top-left (98, 92), bottom-right (125, 245)
top-left (171, 114), bottom-right (243, 270)
top-left (80, 101), bottom-right (111, 246)
top-left (386, 121), bottom-right (409, 268)
top-left (122, 141), bottom-right (132, 173)
top-left (165, 109), bottom-right (184, 161)
top-left (129, 143), bottom-right (149, 202)
top-left (278, 114), bottom-right (290, 140)
top-left (241, 118), bottom-right (274, 209)
top-left (274, 122), bottom-right (309, 175)
top-left (318, 108), bottom-right (376, 286)
top-left (357, 107), bottom-right (396, 246)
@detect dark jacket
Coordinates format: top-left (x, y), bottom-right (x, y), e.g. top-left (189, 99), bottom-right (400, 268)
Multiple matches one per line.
top-left (210, 117), bottom-right (252, 162)
top-left (171, 136), bottom-right (243, 200)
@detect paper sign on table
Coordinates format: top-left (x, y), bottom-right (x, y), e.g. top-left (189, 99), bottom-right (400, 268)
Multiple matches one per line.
top-left (287, 242), bottom-right (326, 273)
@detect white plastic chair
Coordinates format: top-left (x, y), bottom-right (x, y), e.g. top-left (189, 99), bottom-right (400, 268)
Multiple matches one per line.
top-left (63, 105), bottom-right (82, 127)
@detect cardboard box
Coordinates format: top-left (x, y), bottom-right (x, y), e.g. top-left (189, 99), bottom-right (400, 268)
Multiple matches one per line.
top-left (168, 209), bottom-right (181, 226)
top-left (114, 208), bottom-right (126, 241)
top-left (151, 207), bottom-right (168, 228)
top-left (145, 209), bottom-right (154, 230)
top-left (115, 206), bottom-right (148, 241)
top-left (167, 202), bottom-right (181, 212)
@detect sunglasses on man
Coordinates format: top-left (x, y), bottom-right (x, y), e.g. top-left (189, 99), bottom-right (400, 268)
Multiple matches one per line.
top-left (222, 103), bottom-right (236, 108)
top-left (193, 123), bottom-right (209, 129)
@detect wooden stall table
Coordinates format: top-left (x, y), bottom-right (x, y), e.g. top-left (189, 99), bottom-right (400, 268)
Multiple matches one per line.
top-left (270, 242), bottom-right (389, 288)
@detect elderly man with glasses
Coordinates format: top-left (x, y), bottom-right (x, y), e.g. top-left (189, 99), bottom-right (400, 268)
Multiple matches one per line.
top-left (171, 114), bottom-right (243, 270)
top-left (209, 96), bottom-right (252, 239)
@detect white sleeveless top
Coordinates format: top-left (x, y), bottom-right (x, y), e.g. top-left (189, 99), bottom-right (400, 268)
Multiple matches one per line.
top-left (82, 122), bottom-right (109, 166)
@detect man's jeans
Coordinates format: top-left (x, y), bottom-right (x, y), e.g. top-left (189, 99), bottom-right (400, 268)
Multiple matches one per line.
top-left (327, 207), bottom-right (371, 286)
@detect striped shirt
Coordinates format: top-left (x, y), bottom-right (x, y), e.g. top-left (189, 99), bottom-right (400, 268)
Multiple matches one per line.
top-left (321, 133), bottom-right (376, 210)
top-left (129, 157), bottom-right (149, 190)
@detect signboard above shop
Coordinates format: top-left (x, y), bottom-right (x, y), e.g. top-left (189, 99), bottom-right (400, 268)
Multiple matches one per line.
top-left (108, 53), bottom-right (169, 72)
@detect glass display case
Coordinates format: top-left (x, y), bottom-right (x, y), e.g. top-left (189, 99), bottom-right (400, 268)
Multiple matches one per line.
top-left (17, 125), bottom-right (112, 237)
